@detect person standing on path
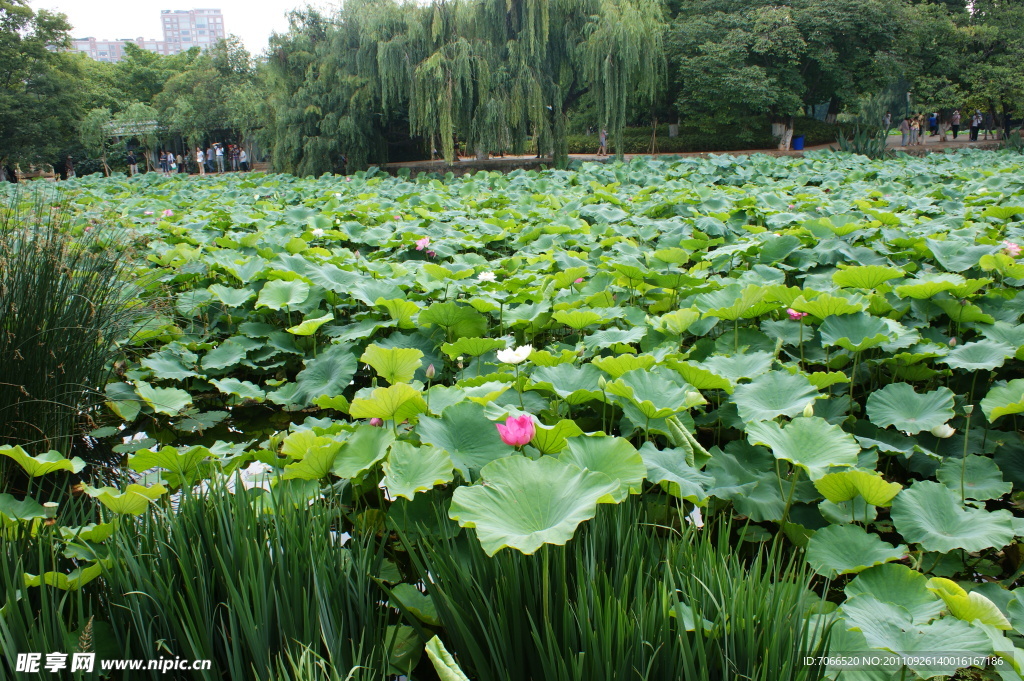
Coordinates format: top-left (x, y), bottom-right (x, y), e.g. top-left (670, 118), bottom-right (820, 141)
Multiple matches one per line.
top-left (127, 151), bottom-right (138, 176)
top-left (970, 110), bottom-right (982, 141)
top-left (215, 144), bottom-right (225, 172)
top-left (899, 116), bottom-right (911, 147)
top-left (196, 147), bottom-right (205, 175)
top-left (883, 111), bottom-right (892, 133)
top-left (206, 146), bottom-right (214, 173)
top-left (239, 148), bottom-right (249, 172)
top-left (951, 110), bottom-right (961, 139)
top-left (983, 112), bottom-right (995, 140)
top-left (65, 155), bottom-right (75, 179)
top-left (597, 128), bottom-right (607, 157)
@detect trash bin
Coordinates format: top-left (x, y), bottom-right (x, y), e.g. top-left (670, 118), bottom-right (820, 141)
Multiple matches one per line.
top-left (792, 135), bottom-right (805, 151)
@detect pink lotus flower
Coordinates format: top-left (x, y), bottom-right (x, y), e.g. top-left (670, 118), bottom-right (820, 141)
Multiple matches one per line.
top-left (143, 211), bottom-right (153, 215)
top-left (787, 308), bottom-right (808, 321)
top-left (1003, 240), bottom-right (1021, 257)
top-left (370, 418), bottom-right (383, 427)
top-left (574, 278), bottom-right (584, 284)
top-left (415, 237), bottom-right (430, 251)
top-left (162, 209), bottom-right (174, 217)
top-left (426, 250), bottom-right (436, 258)
top-left (496, 415), bottom-right (535, 447)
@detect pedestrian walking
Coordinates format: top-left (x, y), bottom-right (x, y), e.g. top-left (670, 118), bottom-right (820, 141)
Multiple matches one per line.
top-left (206, 146), bottom-right (214, 173)
top-left (127, 150), bottom-right (138, 176)
top-left (929, 113), bottom-right (938, 136)
top-left (899, 116), bottom-right (911, 147)
top-left (970, 110), bottom-right (982, 141)
top-left (176, 152), bottom-right (184, 174)
top-left (597, 128), bottom-right (607, 156)
top-left (951, 110), bottom-right (961, 139)
top-left (196, 147), bottom-right (205, 176)
top-left (983, 112), bottom-right (995, 140)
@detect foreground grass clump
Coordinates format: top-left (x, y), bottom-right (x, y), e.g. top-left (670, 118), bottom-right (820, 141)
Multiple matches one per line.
top-left (3, 149), bottom-right (1024, 679)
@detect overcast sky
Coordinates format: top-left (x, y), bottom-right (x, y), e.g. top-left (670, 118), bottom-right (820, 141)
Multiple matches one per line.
top-left (29, 0), bottom-right (335, 56)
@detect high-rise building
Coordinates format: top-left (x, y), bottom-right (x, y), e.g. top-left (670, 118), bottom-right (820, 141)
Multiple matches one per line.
top-left (69, 8), bottom-right (226, 63)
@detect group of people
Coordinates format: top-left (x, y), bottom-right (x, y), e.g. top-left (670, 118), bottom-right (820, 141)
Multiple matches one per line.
top-left (889, 109), bottom-right (1000, 147)
top-left (151, 143), bottom-right (250, 177)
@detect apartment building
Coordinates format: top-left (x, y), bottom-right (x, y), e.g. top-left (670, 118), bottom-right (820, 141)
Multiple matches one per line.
top-left (70, 9), bottom-right (226, 62)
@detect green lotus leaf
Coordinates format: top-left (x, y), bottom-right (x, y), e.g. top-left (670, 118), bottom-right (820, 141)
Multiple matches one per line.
top-left (332, 425), bottom-right (396, 479)
top-left (926, 237), bottom-right (997, 272)
top-left (24, 562), bottom-right (107, 591)
top-left (210, 378), bottom-right (266, 402)
top-left (528, 364), bottom-right (603, 405)
top-left (814, 469), bottom-right (902, 507)
top-left (583, 326), bottom-right (647, 350)
top-left (418, 301), bottom-right (488, 340)
top-left (552, 308), bottom-right (604, 330)
top-left (448, 456), bottom-right (619, 555)
top-left (350, 382), bottom-right (426, 421)
top-left (652, 308), bottom-right (701, 335)
top-left (286, 312), bottom-right (334, 336)
top-left (700, 351), bottom-right (774, 383)
top-left (731, 371), bottom-right (819, 422)
top-left (559, 435), bottom-right (646, 502)
top-left (981, 379), bottom-right (1024, 423)
top-left (789, 291), bottom-right (867, 317)
top-left (638, 442), bottom-right (712, 503)
top-left (936, 455), bottom-right (1012, 501)
top-left (865, 383), bottom-right (954, 434)
top-left (668, 361), bottom-right (734, 393)
top-left (202, 338), bottom-right (251, 371)
top-left (939, 340), bottom-right (1015, 372)
top-left (933, 298), bottom-right (995, 324)
top-left (745, 417), bottom-right (859, 480)
top-left (208, 284), bottom-right (255, 308)
top-left (806, 524), bottom-right (906, 578)
top-left (141, 349), bottom-right (200, 381)
top-left (382, 441), bottom-right (454, 499)
top-left (423, 263), bottom-right (473, 281)
top-left (275, 345), bottom-right (358, 409)
top-left (845, 564), bottom-right (944, 623)
top-left (417, 401), bottom-right (511, 477)
top-left (819, 312), bottom-right (894, 352)
top-left (0, 493), bottom-right (45, 522)
top-left (531, 419), bottom-right (584, 455)
top-left (704, 442), bottom-right (785, 522)
top-left (591, 354), bottom-right (656, 379)
top-left (360, 345), bottom-right (424, 385)
top-left (891, 481), bottom-right (1015, 553)
top-left (128, 445), bottom-right (210, 486)
top-left (283, 435), bottom-right (344, 480)
top-left (981, 205), bottom-right (1024, 220)
top-left (0, 446), bottom-right (86, 477)
top-left (389, 583), bottom-right (440, 626)
top-left (440, 337), bottom-right (506, 359)
top-left (832, 265), bottom-right (904, 289)
top-left (460, 381), bottom-right (511, 405)
top-left (607, 366), bottom-right (705, 421)
top-left (256, 279), bottom-right (310, 311)
top-left (926, 578), bottom-right (1012, 630)
top-left (425, 636), bottom-right (470, 681)
top-left (894, 272), bottom-right (966, 299)
top-left (85, 483), bottom-right (168, 515)
top-left (377, 298), bottom-right (421, 329)
top-left (385, 624), bottom-right (422, 675)
top-left (133, 381), bottom-right (193, 416)
top-left (697, 284), bottom-right (777, 320)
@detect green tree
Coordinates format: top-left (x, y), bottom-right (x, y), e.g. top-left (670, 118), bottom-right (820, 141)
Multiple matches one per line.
top-left (79, 107), bottom-right (113, 176)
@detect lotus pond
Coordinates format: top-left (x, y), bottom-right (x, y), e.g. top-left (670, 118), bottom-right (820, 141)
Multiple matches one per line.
top-left (4, 150), bottom-right (1024, 680)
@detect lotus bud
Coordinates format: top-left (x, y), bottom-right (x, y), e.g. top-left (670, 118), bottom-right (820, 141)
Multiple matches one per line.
top-left (370, 418), bottom-right (384, 427)
top-left (802, 401), bottom-right (815, 418)
top-left (949, 337), bottom-right (957, 347)
top-left (425, 363), bottom-right (436, 379)
top-left (929, 423), bottom-right (956, 438)
top-left (598, 376), bottom-right (607, 390)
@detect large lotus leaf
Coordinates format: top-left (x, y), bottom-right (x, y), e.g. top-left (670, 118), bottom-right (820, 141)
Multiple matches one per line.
top-left (936, 455), bottom-right (1012, 501)
top-left (448, 456), bottom-right (619, 555)
top-left (890, 481), bottom-right (1015, 553)
top-left (789, 291), bottom-right (867, 317)
top-left (0, 446), bottom-right (86, 477)
top-left (669, 361), bottom-right (734, 393)
top-left (350, 383), bottom-right (426, 422)
top-left (389, 583), bottom-right (440, 626)
top-left (283, 439), bottom-right (343, 480)
top-left (417, 401), bottom-right (511, 477)
top-left (141, 348), bottom-right (200, 381)
top-left (704, 442), bottom-right (785, 521)
top-left (745, 417), bottom-right (859, 480)
top-left (865, 383), bottom-right (954, 435)
top-left (894, 272), bottom-right (966, 299)
top-left (583, 326), bottom-right (648, 351)
top-left (85, 483), bottom-right (168, 515)
top-left (418, 301), bottom-right (487, 340)
top-left (806, 524), bottom-right (906, 578)
top-left (731, 371), bottom-right (819, 423)
top-left (981, 379), bottom-right (1024, 423)
top-left (360, 345), bottom-right (424, 385)
top-left (0, 493), bottom-right (45, 522)
top-left (128, 445), bottom-right (210, 486)
top-left (210, 378), bottom-right (266, 402)
top-left (382, 442), bottom-right (454, 499)
top-left (638, 442), bottom-right (711, 503)
top-left (926, 578), bottom-right (1012, 630)
top-left (528, 364), bottom-right (604, 404)
top-left (440, 337), bottom-right (506, 359)
top-left (845, 564), bottom-right (944, 623)
top-left (933, 298), bottom-right (995, 324)
top-left (331, 425), bottom-right (396, 479)
top-left (814, 469), bottom-right (902, 507)
top-left (926, 238), bottom-right (998, 272)
top-left (377, 298), bottom-right (421, 329)
top-left (531, 419), bottom-right (584, 455)
top-left (425, 636), bottom-right (471, 681)
top-left (939, 340), bottom-right (1015, 372)
top-left (552, 308), bottom-right (604, 330)
top-left (280, 345), bottom-right (358, 409)
top-left (202, 338), bottom-right (252, 371)
top-left (832, 265), bottom-right (904, 289)
top-left (819, 312), bottom-right (894, 352)
top-left (591, 354), bottom-right (656, 379)
top-left (982, 205), bottom-right (1024, 220)
top-left (24, 562), bottom-right (107, 591)
top-left (133, 381), bottom-right (192, 416)
top-left (606, 366), bottom-right (704, 420)
top-left (652, 308), bottom-right (701, 336)
top-left (697, 284), bottom-right (777, 320)
top-left (208, 283), bottom-right (255, 308)
top-left (256, 279), bottom-right (310, 311)
top-left (286, 313), bottom-right (334, 336)
top-left (841, 596), bottom-right (992, 677)
top-left (700, 351), bottom-right (774, 382)
top-left (559, 435), bottom-right (646, 501)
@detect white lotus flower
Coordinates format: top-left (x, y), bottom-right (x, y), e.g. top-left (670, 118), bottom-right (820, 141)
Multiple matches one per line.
top-left (311, 228), bottom-right (325, 237)
top-left (930, 424), bottom-right (956, 439)
top-left (686, 507), bottom-right (704, 528)
top-left (496, 344), bottom-right (533, 364)
top-left (478, 271), bottom-right (497, 282)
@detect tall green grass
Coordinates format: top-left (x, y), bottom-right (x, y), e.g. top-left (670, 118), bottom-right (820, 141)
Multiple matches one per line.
top-left (0, 189), bottom-right (140, 494)
top-left (412, 500), bottom-right (830, 681)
